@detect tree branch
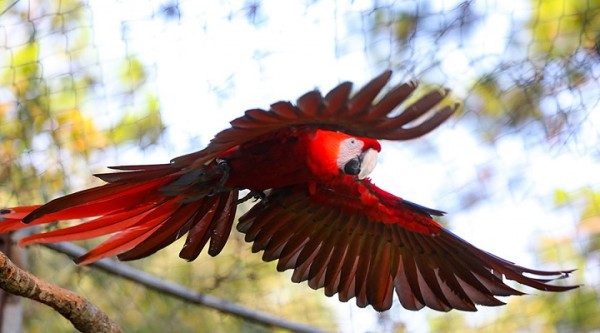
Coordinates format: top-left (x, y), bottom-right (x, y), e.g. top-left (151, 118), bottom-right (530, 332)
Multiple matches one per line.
top-left (44, 242), bottom-right (328, 333)
top-left (0, 250), bottom-right (122, 333)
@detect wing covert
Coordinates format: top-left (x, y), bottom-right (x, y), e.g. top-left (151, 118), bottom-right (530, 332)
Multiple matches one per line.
top-left (173, 71), bottom-right (458, 168)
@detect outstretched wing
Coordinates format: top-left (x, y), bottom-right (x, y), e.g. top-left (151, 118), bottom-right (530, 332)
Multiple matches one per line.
top-left (1, 72), bottom-right (457, 266)
top-left (89, 71), bottom-right (456, 189)
top-left (237, 179), bottom-right (577, 312)
top-left (173, 71), bottom-right (458, 167)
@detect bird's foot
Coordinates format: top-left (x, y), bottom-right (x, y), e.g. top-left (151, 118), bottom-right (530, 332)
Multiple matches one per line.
top-left (237, 191), bottom-right (266, 204)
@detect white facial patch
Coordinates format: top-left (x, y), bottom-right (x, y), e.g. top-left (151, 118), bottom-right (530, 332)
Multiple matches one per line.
top-left (358, 149), bottom-right (378, 179)
top-left (336, 137), bottom-right (364, 170)
top-left (336, 137), bottom-right (379, 179)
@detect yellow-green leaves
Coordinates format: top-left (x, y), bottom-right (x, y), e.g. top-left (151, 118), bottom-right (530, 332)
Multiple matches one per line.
top-left (108, 93), bottom-right (164, 148)
top-left (120, 56), bottom-right (147, 92)
top-left (0, 0), bottom-right (165, 198)
top-left (5, 43), bottom-right (40, 95)
top-left (531, 0), bottom-right (600, 57)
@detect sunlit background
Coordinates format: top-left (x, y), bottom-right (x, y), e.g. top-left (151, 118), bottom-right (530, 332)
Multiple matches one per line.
top-left (1, 0), bottom-right (599, 332)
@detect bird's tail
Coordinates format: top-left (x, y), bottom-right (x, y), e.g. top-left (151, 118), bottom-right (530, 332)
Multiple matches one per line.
top-left (0, 162), bottom-right (238, 264)
top-left (0, 205), bottom-right (43, 231)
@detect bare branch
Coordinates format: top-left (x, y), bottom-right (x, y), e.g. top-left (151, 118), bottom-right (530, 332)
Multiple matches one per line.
top-left (44, 242), bottom-right (329, 333)
top-left (0, 249), bottom-right (122, 333)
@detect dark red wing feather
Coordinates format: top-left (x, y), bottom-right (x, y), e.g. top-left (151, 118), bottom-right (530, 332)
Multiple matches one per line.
top-left (172, 71), bottom-right (458, 168)
top-left (116, 201), bottom-right (203, 261)
top-left (237, 181), bottom-right (577, 312)
top-left (323, 81), bottom-right (353, 115)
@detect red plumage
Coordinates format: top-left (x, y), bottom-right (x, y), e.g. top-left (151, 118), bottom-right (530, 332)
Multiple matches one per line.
top-left (0, 71), bottom-right (576, 311)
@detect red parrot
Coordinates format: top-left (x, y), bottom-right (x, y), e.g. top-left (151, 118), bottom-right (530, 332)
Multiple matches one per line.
top-left (0, 71), bottom-right (576, 312)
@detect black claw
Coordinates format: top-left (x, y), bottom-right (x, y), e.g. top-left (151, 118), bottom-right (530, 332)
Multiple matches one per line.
top-left (215, 160), bottom-right (230, 188)
top-left (237, 191), bottom-right (266, 204)
top-left (161, 160), bottom-right (232, 200)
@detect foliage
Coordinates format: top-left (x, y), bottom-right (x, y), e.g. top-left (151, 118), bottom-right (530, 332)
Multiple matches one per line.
top-left (465, 0), bottom-right (600, 143)
top-left (531, 0), bottom-right (600, 57)
top-left (555, 187), bottom-right (600, 256)
top-left (367, 0), bottom-right (600, 144)
top-left (0, 1), bottom-right (165, 202)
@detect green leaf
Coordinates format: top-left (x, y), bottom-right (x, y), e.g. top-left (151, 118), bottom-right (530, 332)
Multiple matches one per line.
top-left (120, 56), bottom-right (147, 91)
top-left (107, 93), bottom-right (164, 148)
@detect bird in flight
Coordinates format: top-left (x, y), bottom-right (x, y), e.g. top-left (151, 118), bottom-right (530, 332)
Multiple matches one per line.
top-left (1, 71), bottom-right (576, 312)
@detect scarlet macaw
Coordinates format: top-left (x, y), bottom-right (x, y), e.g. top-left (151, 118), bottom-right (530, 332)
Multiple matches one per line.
top-left (0, 71), bottom-right (576, 312)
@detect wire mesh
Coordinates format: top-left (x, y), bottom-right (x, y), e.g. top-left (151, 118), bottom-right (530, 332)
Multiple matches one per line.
top-left (1, 0), bottom-right (599, 332)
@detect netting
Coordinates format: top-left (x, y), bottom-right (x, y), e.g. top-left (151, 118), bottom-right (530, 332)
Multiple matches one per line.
top-left (1, 0), bottom-right (599, 332)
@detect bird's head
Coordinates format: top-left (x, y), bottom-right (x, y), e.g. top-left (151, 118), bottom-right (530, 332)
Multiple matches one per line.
top-left (308, 129), bottom-right (381, 180)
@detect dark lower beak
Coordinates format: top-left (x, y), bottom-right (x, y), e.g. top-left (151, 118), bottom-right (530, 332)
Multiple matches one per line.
top-left (343, 156), bottom-right (362, 175)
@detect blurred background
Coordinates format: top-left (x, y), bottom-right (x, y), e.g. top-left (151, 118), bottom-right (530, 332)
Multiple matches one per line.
top-left (0, 0), bottom-right (599, 332)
